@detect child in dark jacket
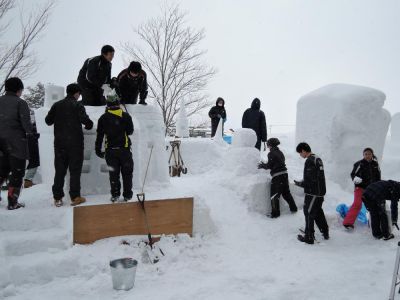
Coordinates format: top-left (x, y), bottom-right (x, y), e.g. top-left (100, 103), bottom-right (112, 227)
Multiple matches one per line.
top-left (343, 148), bottom-right (381, 229)
top-left (208, 97), bottom-right (226, 137)
top-left (258, 138), bottom-right (297, 218)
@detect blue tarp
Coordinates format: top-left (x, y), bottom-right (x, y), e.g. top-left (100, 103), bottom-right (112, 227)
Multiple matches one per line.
top-left (336, 203), bottom-right (368, 224)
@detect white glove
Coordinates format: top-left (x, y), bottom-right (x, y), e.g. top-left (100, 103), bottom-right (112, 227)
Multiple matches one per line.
top-left (353, 176), bottom-right (362, 184)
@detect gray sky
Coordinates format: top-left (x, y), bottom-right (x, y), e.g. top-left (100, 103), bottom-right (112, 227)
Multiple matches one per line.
top-left (22, 0), bottom-right (400, 130)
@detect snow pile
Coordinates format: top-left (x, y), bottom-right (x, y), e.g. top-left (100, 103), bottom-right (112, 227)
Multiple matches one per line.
top-left (296, 83), bottom-right (391, 188)
top-left (231, 128), bottom-right (257, 148)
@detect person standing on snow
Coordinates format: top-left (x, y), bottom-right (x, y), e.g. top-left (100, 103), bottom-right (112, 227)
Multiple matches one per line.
top-left (116, 61), bottom-right (148, 105)
top-left (95, 94), bottom-right (134, 202)
top-left (24, 116), bottom-right (40, 188)
top-left (294, 142), bottom-right (329, 244)
top-left (45, 84), bottom-right (93, 207)
top-left (258, 138), bottom-right (297, 218)
top-left (77, 45), bottom-right (117, 106)
top-left (208, 97), bottom-right (226, 137)
top-left (362, 180), bottom-right (400, 240)
top-left (0, 77), bottom-right (32, 210)
top-left (242, 98), bottom-right (267, 150)
top-left (343, 148), bottom-right (381, 229)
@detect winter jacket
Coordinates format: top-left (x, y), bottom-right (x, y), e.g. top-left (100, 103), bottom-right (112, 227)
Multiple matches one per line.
top-left (27, 122), bottom-right (40, 169)
top-left (208, 99), bottom-right (226, 136)
top-left (298, 154), bottom-right (326, 197)
top-left (261, 146), bottom-right (287, 177)
top-left (363, 180), bottom-right (400, 223)
top-left (95, 108), bottom-right (134, 152)
top-left (116, 69), bottom-right (148, 104)
top-left (350, 159), bottom-right (381, 189)
top-left (77, 55), bottom-right (112, 90)
top-left (242, 98), bottom-right (267, 144)
top-left (0, 92), bottom-right (32, 159)
top-left (45, 96), bottom-right (93, 148)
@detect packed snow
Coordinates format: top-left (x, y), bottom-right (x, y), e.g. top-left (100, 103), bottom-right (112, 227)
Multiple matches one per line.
top-left (0, 127), bottom-right (398, 300)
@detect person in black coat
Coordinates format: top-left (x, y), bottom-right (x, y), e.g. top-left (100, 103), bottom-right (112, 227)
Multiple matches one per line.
top-left (77, 45), bottom-right (115, 106)
top-left (24, 118), bottom-right (40, 188)
top-left (45, 83), bottom-right (93, 207)
top-left (95, 95), bottom-right (134, 202)
top-left (258, 138), bottom-right (297, 218)
top-left (362, 180), bottom-right (400, 240)
top-left (116, 61), bottom-right (148, 105)
top-left (242, 98), bottom-right (267, 150)
top-left (0, 77), bottom-right (32, 209)
top-left (294, 142), bottom-right (329, 244)
top-left (208, 97), bottom-right (226, 137)
top-left (343, 147), bottom-right (381, 229)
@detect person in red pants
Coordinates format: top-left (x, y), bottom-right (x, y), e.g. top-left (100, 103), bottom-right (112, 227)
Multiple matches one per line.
top-left (343, 148), bottom-right (381, 229)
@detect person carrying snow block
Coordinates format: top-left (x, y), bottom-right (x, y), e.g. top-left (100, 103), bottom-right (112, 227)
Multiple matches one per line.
top-left (208, 97), bottom-right (226, 137)
top-left (242, 98), bottom-right (267, 150)
top-left (258, 138), bottom-right (297, 218)
top-left (0, 77), bottom-right (32, 210)
top-left (294, 142), bottom-right (329, 244)
top-left (343, 148), bottom-right (381, 229)
top-left (45, 84), bottom-right (93, 207)
top-left (95, 94), bottom-right (134, 202)
top-left (116, 61), bottom-right (148, 105)
top-left (362, 180), bottom-right (400, 240)
top-left (77, 45), bottom-right (116, 106)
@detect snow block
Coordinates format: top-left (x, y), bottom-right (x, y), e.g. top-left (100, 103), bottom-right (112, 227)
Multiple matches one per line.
top-left (296, 83), bottom-right (391, 188)
top-left (44, 84), bottom-right (64, 108)
top-left (231, 128), bottom-right (257, 148)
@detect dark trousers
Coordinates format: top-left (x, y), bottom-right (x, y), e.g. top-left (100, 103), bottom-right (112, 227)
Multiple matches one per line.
top-left (303, 195), bottom-right (329, 236)
top-left (81, 88), bottom-right (106, 106)
top-left (105, 148), bottom-right (133, 199)
top-left (0, 146), bottom-right (26, 188)
top-left (362, 196), bottom-right (390, 238)
top-left (255, 138), bottom-right (262, 150)
top-left (270, 173), bottom-right (297, 215)
top-left (52, 146), bottom-right (83, 200)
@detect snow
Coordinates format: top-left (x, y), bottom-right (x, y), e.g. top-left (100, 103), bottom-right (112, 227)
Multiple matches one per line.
top-left (175, 100), bottom-right (189, 138)
top-left (296, 83), bottom-right (391, 189)
top-left (0, 129), bottom-right (398, 300)
top-left (44, 84), bottom-right (64, 108)
top-left (231, 128), bottom-right (257, 148)
top-left (382, 113), bottom-right (400, 181)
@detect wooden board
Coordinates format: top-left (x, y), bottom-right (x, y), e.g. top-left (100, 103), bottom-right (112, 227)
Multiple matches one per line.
top-left (73, 197), bottom-right (193, 244)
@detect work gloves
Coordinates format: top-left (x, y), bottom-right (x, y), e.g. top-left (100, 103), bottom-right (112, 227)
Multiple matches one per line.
top-left (353, 176), bottom-right (363, 184)
top-left (258, 163), bottom-right (268, 170)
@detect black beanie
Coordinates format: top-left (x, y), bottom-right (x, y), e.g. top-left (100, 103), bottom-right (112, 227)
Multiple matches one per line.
top-left (66, 83), bottom-right (81, 96)
top-left (101, 45), bottom-right (115, 55)
top-left (5, 77), bottom-right (24, 93)
top-left (128, 61), bottom-right (142, 73)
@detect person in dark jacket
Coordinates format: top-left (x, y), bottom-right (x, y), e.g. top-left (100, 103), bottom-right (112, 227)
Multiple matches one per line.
top-left (258, 138), bottom-right (297, 218)
top-left (242, 98), bottom-right (267, 150)
top-left (24, 117), bottom-right (40, 188)
top-left (343, 148), bottom-right (381, 229)
top-left (362, 180), bottom-right (400, 240)
top-left (116, 61), bottom-right (148, 105)
top-left (294, 142), bottom-right (329, 244)
top-left (208, 97), bottom-right (226, 137)
top-left (77, 45), bottom-right (115, 106)
top-left (0, 77), bottom-right (32, 210)
top-left (45, 83), bottom-right (93, 207)
top-left (95, 95), bottom-right (134, 202)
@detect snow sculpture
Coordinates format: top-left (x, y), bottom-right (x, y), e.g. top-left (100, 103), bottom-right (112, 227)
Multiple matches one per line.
top-left (231, 128), bottom-right (257, 148)
top-left (296, 83), bottom-right (391, 187)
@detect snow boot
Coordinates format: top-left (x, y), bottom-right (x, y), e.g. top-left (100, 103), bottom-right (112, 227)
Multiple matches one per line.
top-left (54, 198), bottom-right (63, 207)
top-left (123, 197), bottom-right (132, 202)
top-left (138, 101), bottom-right (147, 105)
top-left (110, 196), bottom-right (119, 203)
top-left (7, 187), bottom-right (25, 210)
top-left (322, 231), bottom-right (330, 240)
top-left (23, 179), bottom-right (34, 189)
top-left (71, 196), bottom-right (86, 206)
top-left (383, 234), bottom-right (395, 241)
top-left (297, 233), bottom-right (315, 245)
top-left (343, 224), bottom-right (354, 230)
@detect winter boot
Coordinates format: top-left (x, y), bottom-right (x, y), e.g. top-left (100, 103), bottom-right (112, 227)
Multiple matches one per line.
top-left (24, 179), bottom-right (34, 189)
top-left (123, 197), bottom-right (132, 202)
top-left (343, 224), bottom-right (354, 230)
top-left (322, 231), bottom-right (330, 240)
top-left (71, 196), bottom-right (86, 206)
top-left (270, 211), bottom-right (280, 218)
top-left (110, 196), bottom-right (119, 203)
top-left (7, 187), bottom-right (25, 210)
top-left (54, 198), bottom-right (63, 207)
top-left (383, 234), bottom-right (395, 241)
top-left (138, 101), bottom-right (147, 105)
top-left (297, 233), bottom-right (315, 245)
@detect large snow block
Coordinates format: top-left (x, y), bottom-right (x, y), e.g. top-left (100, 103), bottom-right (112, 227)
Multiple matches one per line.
top-left (296, 84), bottom-right (391, 187)
top-left (35, 104), bottom-right (170, 197)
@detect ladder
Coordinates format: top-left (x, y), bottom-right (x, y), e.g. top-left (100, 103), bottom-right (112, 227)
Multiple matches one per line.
top-left (389, 242), bottom-right (400, 300)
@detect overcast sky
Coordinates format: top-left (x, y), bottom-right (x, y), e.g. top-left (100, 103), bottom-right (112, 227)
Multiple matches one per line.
top-left (19, 0), bottom-right (400, 130)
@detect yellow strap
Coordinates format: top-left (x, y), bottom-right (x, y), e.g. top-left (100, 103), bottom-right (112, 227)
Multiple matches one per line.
top-left (107, 108), bottom-right (123, 118)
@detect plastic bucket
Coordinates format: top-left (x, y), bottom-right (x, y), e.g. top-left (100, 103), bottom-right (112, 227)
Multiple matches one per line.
top-left (110, 258), bottom-right (138, 291)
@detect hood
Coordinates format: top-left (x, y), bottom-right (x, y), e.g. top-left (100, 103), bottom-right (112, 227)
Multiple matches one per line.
top-left (216, 97), bottom-right (225, 107)
top-left (251, 98), bottom-right (260, 110)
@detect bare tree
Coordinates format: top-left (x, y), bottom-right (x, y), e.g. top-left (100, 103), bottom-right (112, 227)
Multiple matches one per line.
top-left (122, 4), bottom-right (216, 131)
top-left (0, 0), bottom-right (54, 92)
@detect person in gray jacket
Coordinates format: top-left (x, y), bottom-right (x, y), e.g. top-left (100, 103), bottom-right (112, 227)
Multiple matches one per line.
top-left (0, 77), bottom-right (32, 210)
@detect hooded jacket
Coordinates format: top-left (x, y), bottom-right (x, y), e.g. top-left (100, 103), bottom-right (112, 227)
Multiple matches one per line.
top-left (208, 99), bottom-right (226, 132)
top-left (242, 98), bottom-right (267, 142)
top-left (351, 158), bottom-right (381, 189)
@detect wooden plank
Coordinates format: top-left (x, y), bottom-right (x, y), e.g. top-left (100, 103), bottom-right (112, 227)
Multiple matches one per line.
top-left (73, 197), bottom-right (193, 244)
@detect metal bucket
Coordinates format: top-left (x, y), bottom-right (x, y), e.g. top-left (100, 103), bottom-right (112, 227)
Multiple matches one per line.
top-left (110, 258), bottom-right (138, 291)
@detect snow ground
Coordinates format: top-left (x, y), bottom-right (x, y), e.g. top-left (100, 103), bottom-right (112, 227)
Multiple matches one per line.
top-left (0, 132), bottom-right (398, 300)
